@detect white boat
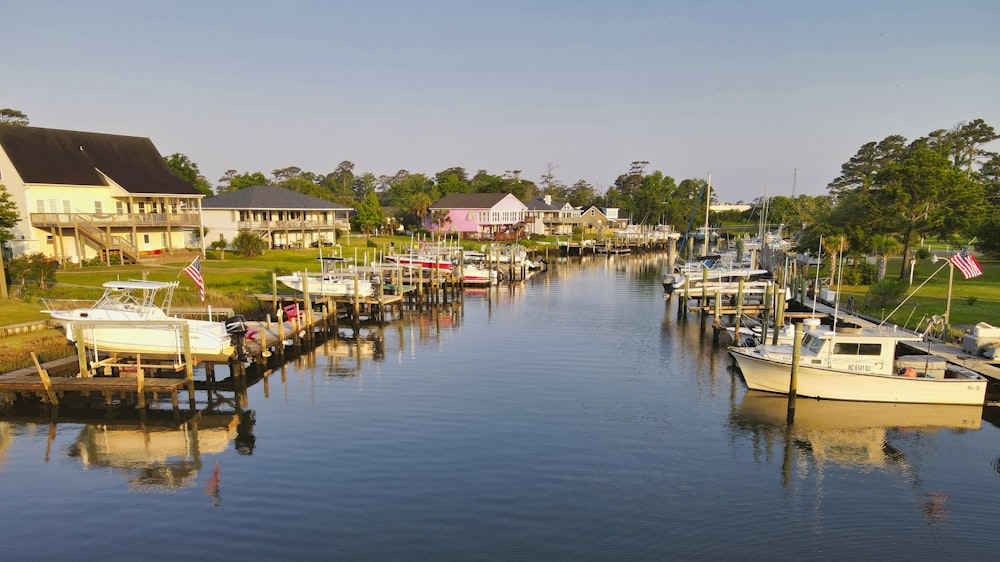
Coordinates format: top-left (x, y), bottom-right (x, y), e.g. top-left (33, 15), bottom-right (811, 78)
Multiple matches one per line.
top-left (457, 263), bottom-right (498, 285)
top-left (276, 272), bottom-right (376, 297)
top-left (386, 240), bottom-right (457, 270)
top-left (726, 316), bottom-right (798, 347)
top-left (43, 280), bottom-right (245, 359)
top-left (663, 254), bottom-right (769, 295)
top-left (728, 323), bottom-right (988, 405)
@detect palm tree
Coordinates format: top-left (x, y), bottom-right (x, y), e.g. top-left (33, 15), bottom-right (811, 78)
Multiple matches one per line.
top-left (823, 235), bottom-right (847, 288)
top-left (869, 234), bottom-right (902, 281)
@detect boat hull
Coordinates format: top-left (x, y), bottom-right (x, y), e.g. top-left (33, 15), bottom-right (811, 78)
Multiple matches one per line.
top-left (729, 348), bottom-right (988, 405)
top-left (54, 317), bottom-right (235, 358)
top-left (276, 275), bottom-right (375, 297)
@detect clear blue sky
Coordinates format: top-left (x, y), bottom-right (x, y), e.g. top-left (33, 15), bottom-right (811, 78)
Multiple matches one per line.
top-left (4, 0), bottom-right (999, 202)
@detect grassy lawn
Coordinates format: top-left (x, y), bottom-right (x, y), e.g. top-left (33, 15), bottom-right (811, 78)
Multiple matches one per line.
top-left (826, 256), bottom-right (999, 331)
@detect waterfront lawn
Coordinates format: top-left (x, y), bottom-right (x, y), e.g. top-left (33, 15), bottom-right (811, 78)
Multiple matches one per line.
top-left (835, 256), bottom-right (999, 330)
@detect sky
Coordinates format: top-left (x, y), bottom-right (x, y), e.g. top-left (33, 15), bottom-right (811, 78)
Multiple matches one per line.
top-left (4, 0), bottom-right (999, 203)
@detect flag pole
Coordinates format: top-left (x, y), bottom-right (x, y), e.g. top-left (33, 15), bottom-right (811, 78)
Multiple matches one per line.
top-left (944, 260), bottom-right (954, 337)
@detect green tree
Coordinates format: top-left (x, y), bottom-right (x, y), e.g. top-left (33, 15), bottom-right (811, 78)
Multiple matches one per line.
top-left (0, 183), bottom-right (21, 299)
top-left (869, 234), bottom-right (902, 281)
top-left (232, 231), bottom-right (268, 257)
top-left (164, 153), bottom-right (213, 195)
top-left (973, 153), bottom-right (1000, 256)
top-left (352, 190), bottom-right (384, 235)
top-left (567, 179), bottom-right (596, 208)
top-left (409, 192), bottom-right (433, 229)
top-left (224, 171), bottom-right (268, 192)
top-left (873, 139), bottom-right (981, 277)
top-left (209, 235), bottom-right (229, 260)
top-left (435, 167), bottom-right (470, 196)
top-left (0, 108), bottom-right (29, 126)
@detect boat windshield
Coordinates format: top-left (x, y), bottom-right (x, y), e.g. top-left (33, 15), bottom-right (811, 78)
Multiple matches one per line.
top-left (801, 333), bottom-right (825, 354)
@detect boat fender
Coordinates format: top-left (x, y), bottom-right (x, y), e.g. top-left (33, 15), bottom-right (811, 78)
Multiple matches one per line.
top-left (898, 367), bottom-right (917, 378)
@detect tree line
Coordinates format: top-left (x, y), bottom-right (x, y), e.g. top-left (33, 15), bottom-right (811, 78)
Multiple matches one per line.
top-left (5, 108), bottom-right (998, 266)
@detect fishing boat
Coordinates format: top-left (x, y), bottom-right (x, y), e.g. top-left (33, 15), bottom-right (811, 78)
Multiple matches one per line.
top-left (276, 271), bottom-right (376, 297)
top-left (728, 323), bottom-right (988, 405)
top-left (42, 280), bottom-right (246, 359)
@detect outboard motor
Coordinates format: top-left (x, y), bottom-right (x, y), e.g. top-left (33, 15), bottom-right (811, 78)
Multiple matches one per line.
top-left (225, 315), bottom-right (249, 361)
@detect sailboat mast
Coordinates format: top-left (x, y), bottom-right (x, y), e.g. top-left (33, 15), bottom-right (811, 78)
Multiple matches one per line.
top-left (702, 173), bottom-right (711, 257)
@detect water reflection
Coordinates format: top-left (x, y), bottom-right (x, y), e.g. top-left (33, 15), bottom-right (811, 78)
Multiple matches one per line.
top-left (730, 391), bottom-right (983, 523)
top-left (66, 413), bottom-right (241, 492)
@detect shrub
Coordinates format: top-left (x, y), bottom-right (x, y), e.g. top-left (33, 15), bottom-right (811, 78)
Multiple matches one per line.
top-left (863, 278), bottom-right (907, 312)
top-left (915, 247), bottom-right (931, 260)
top-left (232, 232), bottom-right (268, 257)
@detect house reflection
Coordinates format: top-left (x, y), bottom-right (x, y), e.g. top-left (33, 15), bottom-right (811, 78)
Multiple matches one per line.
top-left (68, 413), bottom-right (242, 492)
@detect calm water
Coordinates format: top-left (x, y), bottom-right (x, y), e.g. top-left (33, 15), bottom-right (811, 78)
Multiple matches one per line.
top-left (1, 255), bottom-right (998, 561)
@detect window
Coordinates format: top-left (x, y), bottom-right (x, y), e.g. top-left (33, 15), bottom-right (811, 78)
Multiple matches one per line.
top-left (63, 200), bottom-right (71, 213)
top-left (116, 201), bottom-right (126, 214)
top-left (138, 202), bottom-right (146, 213)
top-left (94, 201), bottom-right (103, 214)
top-left (143, 234), bottom-right (150, 244)
top-left (36, 200), bottom-right (45, 213)
top-left (832, 342), bottom-right (880, 355)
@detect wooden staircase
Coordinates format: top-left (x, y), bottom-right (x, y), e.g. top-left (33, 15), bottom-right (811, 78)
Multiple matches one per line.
top-left (75, 215), bottom-right (139, 264)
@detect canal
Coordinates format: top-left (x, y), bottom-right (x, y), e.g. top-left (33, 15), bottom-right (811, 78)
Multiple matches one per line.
top-left (0, 254), bottom-right (997, 560)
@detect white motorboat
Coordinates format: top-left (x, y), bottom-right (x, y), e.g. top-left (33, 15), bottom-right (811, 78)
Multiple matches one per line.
top-left (728, 323), bottom-right (988, 405)
top-left (42, 280), bottom-right (245, 359)
top-left (663, 255), bottom-right (769, 296)
top-left (457, 263), bottom-right (497, 285)
top-left (276, 272), bottom-right (376, 297)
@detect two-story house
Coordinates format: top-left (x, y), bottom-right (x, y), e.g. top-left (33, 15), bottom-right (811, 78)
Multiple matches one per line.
top-left (201, 185), bottom-right (353, 249)
top-left (577, 206), bottom-right (630, 233)
top-left (428, 193), bottom-right (528, 239)
top-left (524, 195), bottom-right (579, 236)
top-left (0, 125), bottom-right (204, 264)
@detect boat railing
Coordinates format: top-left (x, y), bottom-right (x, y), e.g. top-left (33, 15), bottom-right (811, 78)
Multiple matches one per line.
top-left (41, 298), bottom-right (99, 312)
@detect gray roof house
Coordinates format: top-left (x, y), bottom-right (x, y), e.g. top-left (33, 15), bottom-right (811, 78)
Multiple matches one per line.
top-left (201, 185), bottom-right (353, 249)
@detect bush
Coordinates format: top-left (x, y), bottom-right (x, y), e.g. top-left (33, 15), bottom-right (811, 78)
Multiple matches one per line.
top-left (232, 232), bottom-right (268, 257)
top-left (915, 247), bottom-right (931, 260)
top-left (858, 261), bottom-right (879, 285)
top-left (7, 253), bottom-right (58, 289)
top-left (863, 278), bottom-right (907, 312)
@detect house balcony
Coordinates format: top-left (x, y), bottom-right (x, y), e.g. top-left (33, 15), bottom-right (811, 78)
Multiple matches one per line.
top-left (237, 219), bottom-right (349, 232)
top-left (30, 212), bottom-right (201, 229)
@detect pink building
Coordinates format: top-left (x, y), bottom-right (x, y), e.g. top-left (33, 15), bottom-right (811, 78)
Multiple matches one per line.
top-left (428, 193), bottom-right (528, 239)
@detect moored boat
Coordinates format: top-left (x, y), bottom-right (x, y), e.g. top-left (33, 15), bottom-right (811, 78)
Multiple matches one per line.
top-left (728, 323), bottom-right (988, 405)
top-left (276, 272), bottom-right (376, 297)
top-left (42, 280), bottom-right (245, 359)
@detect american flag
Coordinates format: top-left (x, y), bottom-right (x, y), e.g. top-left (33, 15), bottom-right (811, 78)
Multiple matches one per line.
top-left (949, 247), bottom-right (983, 280)
top-left (183, 256), bottom-right (206, 301)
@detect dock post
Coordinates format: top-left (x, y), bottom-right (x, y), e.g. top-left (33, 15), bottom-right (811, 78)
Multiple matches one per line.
top-left (182, 323), bottom-right (194, 382)
top-left (74, 324), bottom-right (90, 378)
top-left (700, 267), bottom-right (709, 318)
top-left (761, 284), bottom-right (772, 345)
top-left (302, 273), bottom-right (313, 345)
top-left (787, 321), bottom-right (803, 421)
top-left (136, 355), bottom-right (146, 409)
top-left (30, 352), bottom-right (59, 406)
top-left (734, 277), bottom-right (745, 345)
